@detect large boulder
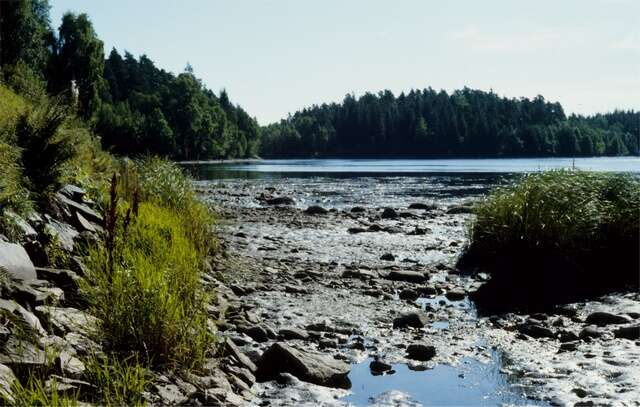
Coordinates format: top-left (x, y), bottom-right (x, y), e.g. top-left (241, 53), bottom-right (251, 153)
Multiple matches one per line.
top-left (34, 306), bottom-right (99, 337)
top-left (406, 344), bottom-right (436, 361)
top-left (255, 342), bottom-right (350, 388)
top-left (0, 242), bottom-right (36, 281)
top-left (381, 208), bottom-right (398, 219)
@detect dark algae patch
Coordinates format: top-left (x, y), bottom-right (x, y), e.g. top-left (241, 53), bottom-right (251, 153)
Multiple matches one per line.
top-left (459, 170), bottom-right (640, 314)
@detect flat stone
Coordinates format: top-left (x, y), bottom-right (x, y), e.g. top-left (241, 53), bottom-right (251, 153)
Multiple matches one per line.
top-left (393, 311), bottom-right (429, 329)
top-left (0, 242), bottom-right (36, 281)
top-left (224, 338), bottom-right (257, 372)
top-left (444, 289), bottom-right (466, 301)
top-left (517, 323), bottom-right (555, 339)
top-left (278, 328), bottom-right (309, 340)
top-left (386, 270), bottom-right (426, 284)
top-left (35, 267), bottom-right (80, 291)
top-left (44, 219), bottom-right (78, 252)
top-left (0, 364), bottom-right (16, 403)
top-left (0, 299), bottom-right (45, 334)
top-left (58, 185), bottom-right (87, 201)
top-left (585, 312), bottom-right (632, 326)
top-left (154, 383), bottom-right (187, 405)
top-left (256, 342), bottom-right (351, 388)
top-left (55, 193), bottom-right (103, 224)
top-left (614, 325), bottom-right (640, 340)
top-left (34, 306), bottom-right (99, 337)
top-left (0, 337), bottom-right (46, 370)
top-left (342, 269), bottom-right (378, 280)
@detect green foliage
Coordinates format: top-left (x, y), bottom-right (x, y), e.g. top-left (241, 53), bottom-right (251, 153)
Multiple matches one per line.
top-left (82, 159), bottom-right (216, 368)
top-left (84, 354), bottom-right (150, 406)
top-left (0, 143), bottom-right (32, 215)
top-left (467, 170), bottom-right (640, 275)
top-left (4, 376), bottom-right (78, 407)
top-left (261, 88), bottom-right (639, 157)
top-left (14, 99), bottom-right (74, 203)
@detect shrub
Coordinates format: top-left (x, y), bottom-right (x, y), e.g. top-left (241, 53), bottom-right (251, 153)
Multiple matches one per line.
top-left (460, 170), bottom-right (640, 312)
top-left (83, 194), bottom-right (214, 368)
top-left (14, 100), bottom-right (74, 204)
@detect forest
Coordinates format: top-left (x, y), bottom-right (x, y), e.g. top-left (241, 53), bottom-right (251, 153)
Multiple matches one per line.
top-left (1, 0), bottom-right (259, 160)
top-left (260, 89), bottom-right (639, 158)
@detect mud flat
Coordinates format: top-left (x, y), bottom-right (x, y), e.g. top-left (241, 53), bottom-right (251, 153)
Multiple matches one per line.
top-left (196, 173), bottom-right (639, 406)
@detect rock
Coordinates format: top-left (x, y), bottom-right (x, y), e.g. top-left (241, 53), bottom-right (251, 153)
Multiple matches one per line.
top-left (399, 289), bottom-right (419, 301)
top-left (223, 364), bottom-right (256, 387)
top-left (386, 270), bottom-right (426, 284)
top-left (350, 207), bottom-right (366, 213)
top-left (44, 219), bottom-right (78, 252)
top-left (614, 325), bottom-right (640, 340)
top-left (64, 332), bottom-right (101, 356)
top-left (4, 211), bottom-right (37, 241)
top-left (318, 338), bottom-right (338, 349)
top-left (58, 185), bottom-right (86, 201)
top-left (255, 343), bottom-right (350, 388)
top-left (347, 227), bottom-right (367, 234)
top-left (284, 284), bottom-right (309, 294)
top-left (444, 289), bottom-right (466, 301)
top-left (0, 337), bottom-right (47, 372)
top-left (408, 203), bottom-right (436, 210)
top-left (278, 328), bottom-right (309, 341)
top-left (380, 253), bottom-right (395, 261)
top-left (154, 383), bottom-right (187, 405)
top-left (0, 364), bottom-right (16, 403)
top-left (57, 350), bottom-right (85, 379)
top-left (34, 306), bottom-right (99, 337)
top-left (224, 338), bottom-right (257, 373)
top-left (406, 344), bottom-right (436, 361)
top-left (342, 269), bottom-right (378, 280)
top-left (585, 312), bottom-right (632, 326)
top-left (55, 193), bottom-right (103, 224)
top-left (240, 325), bottom-right (269, 343)
top-left (369, 359), bottom-right (393, 374)
top-left (559, 341), bottom-right (579, 352)
top-left (517, 323), bottom-right (555, 339)
top-left (305, 205), bottom-right (328, 215)
top-left (446, 205), bottom-right (474, 214)
top-left (393, 311), bottom-right (429, 329)
top-left (0, 242), bottom-right (37, 281)
top-left (265, 197), bottom-right (295, 205)
top-left (381, 208), bottom-right (398, 219)
top-left (200, 388), bottom-right (245, 406)
top-left (35, 267), bottom-right (80, 292)
top-left (0, 299), bottom-right (45, 334)
top-left (579, 326), bottom-right (606, 340)
top-left (420, 286), bottom-right (438, 296)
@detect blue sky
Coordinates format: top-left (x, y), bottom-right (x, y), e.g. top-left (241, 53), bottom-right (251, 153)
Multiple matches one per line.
top-left (50, 0), bottom-right (639, 124)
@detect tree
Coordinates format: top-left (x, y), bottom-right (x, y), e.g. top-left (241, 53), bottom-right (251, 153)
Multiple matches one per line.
top-left (53, 13), bottom-right (105, 118)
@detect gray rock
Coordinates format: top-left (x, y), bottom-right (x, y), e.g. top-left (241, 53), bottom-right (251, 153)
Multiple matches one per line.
top-left (444, 289), bottom-right (466, 301)
top-left (342, 268), bottom-right (378, 280)
top-left (58, 185), bottom-right (86, 201)
top-left (517, 323), bottom-right (555, 339)
top-left (224, 338), bottom-right (257, 373)
top-left (0, 299), bottom-right (45, 334)
top-left (63, 332), bottom-right (101, 356)
top-left (380, 253), bottom-right (395, 261)
top-left (223, 364), bottom-right (256, 387)
top-left (399, 289), bottom-right (419, 301)
top-left (406, 344), bottom-right (436, 361)
top-left (278, 328), bottom-right (309, 341)
top-left (305, 205), bottom-right (328, 215)
top-left (381, 208), bottom-right (398, 219)
top-left (55, 193), bottom-right (103, 224)
top-left (154, 383), bottom-right (187, 405)
top-left (369, 359), bottom-right (393, 374)
top-left (56, 350), bottom-right (85, 379)
top-left (0, 242), bottom-right (36, 281)
top-left (408, 203), bottom-right (436, 210)
top-left (386, 270), bottom-right (426, 284)
top-left (347, 227), bottom-right (368, 234)
top-left (579, 326), bottom-right (606, 339)
top-left (240, 325), bottom-right (269, 343)
top-left (265, 197), bottom-right (295, 205)
top-left (35, 267), bottom-right (80, 292)
top-left (446, 205), bottom-right (474, 214)
top-left (256, 342), bottom-right (351, 388)
top-left (393, 311), bottom-right (429, 329)
top-left (350, 207), bottom-right (366, 213)
top-left (0, 337), bottom-right (47, 370)
top-left (44, 219), bottom-right (78, 252)
top-left (4, 211), bottom-right (37, 240)
top-left (585, 312), bottom-right (632, 326)
top-left (614, 325), bottom-right (640, 340)
top-left (0, 364), bottom-right (16, 403)
top-left (200, 388), bottom-right (245, 406)
top-left (34, 306), bottom-right (99, 337)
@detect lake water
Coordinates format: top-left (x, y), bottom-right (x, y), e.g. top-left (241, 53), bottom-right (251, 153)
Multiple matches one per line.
top-left (184, 156), bottom-right (639, 179)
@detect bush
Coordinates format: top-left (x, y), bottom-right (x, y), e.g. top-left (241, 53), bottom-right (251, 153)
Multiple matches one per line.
top-left (460, 170), bottom-right (640, 313)
top-left (82, 160), bottom-right (216, 368)
top-left (14, 100), bottom-right (74, 204)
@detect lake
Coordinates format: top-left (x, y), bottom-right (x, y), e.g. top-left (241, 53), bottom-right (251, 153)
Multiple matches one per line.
top-left (184, 156), bottom-right (640, 180)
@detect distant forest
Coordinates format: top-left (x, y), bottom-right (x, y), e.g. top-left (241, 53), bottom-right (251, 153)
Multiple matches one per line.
top-left (261, 89), bottom-right (639, 158)
top-left (2, 0), bottom-right (637, 160)
top-left (1, 0), bottom-right (259, 160)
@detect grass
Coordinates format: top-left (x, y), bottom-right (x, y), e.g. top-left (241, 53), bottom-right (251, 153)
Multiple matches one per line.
top-left (461, 170), bottom-right (640, 312)
top-left (82, 159), bottom-right (216, 369)
top-left (5, 377), bottom-right (79, 407)
top-left (84, 354), bottom-right (150, 406)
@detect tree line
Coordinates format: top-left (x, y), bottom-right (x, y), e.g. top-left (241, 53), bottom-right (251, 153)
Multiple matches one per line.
top-left (261, 89), bottom-right (639, 158)
top-left (1, 0), bottom-right (259, 160)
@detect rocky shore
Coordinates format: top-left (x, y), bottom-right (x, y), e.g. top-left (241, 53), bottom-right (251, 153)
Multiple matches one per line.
top-left (200, 176), bottom-right (640, 407)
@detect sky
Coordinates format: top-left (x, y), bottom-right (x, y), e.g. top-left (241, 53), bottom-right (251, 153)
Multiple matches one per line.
top-left (50, 0), bottom-right (639, 125)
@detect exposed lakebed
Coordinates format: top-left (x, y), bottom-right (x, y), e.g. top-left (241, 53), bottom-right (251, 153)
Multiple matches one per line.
top-left (189, 158), bottom-right (640, 406)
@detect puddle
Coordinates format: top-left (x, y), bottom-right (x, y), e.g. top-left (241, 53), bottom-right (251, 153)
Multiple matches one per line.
top-left (431, 321), bottom-right (450, 329)
top-left (342, 351), bottom-right (548, 406)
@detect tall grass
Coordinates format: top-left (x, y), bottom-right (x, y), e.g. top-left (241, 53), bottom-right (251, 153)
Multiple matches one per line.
top-left (82, 159), bottom-right (216, 369)
top-left (5, 377), bottom-right (79, 407)
top-left (462, 170), bottom-right (640, 311)
top-left (83, 354), bottom-right (150, 406)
